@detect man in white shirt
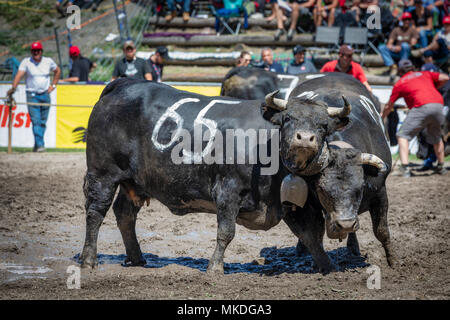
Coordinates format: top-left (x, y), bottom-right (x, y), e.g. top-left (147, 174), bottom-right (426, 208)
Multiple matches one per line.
top-left (8, 42), bottom-right (61, 152)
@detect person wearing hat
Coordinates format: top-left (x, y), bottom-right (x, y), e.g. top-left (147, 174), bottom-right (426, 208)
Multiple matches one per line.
top-left (7, 41), bottom-right (61, 152)
top-left (320, 44), bottom-right (372, 92)
top-left (412, 15), bottom-right (450, 62)
top-left (378, 12), bottom-right (419, 80)
top-left (112, 40), bottom-right (152, 81)
top-left (421, 50), bottom-right (440, 72)
top-left (62, 45), bottom-right (96, 82)
top-left (286, 45), bottom-right (317, 74)
top-left (381, 59), bottom-right (449, 177)
top-left (147, 46), bottom-right (169, 83)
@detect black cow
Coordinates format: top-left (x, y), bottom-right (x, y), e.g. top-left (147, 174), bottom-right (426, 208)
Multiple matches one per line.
top-left (221, 67), bottom-right (280, 100)
top-left (80, 78), bottom-right (352, 273)
top-left (267, 73), bottom-right (397, 270)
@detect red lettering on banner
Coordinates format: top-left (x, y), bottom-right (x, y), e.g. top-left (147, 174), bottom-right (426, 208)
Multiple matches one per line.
top-left (14, 113), bottom-right (24, 128)
top-left (0, 105), bottom-right (31, 128)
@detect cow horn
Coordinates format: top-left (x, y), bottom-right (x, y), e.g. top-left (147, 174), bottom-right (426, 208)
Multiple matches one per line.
top-left (327, 95), bottom-right (352, 118)
top-left (265, 90), bottom-right (287, 111)
top-left (360, 153), bottom-right (388, 173)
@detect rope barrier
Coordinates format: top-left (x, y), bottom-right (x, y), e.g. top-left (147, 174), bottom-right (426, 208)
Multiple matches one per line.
top-left (0, 97), bottom-right (93, 108)
top-left (0, 0), bottom-right (29, 5)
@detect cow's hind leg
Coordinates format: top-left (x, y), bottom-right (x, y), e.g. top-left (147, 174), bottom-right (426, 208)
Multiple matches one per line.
top-left (208, 180), bottom-right (240, 274)
top-left (369, 187), bottom-right (398, 268)
top-left (80, 172), bottom-right (118, 268)
top-left (113, 186), bottom-right (146, 266)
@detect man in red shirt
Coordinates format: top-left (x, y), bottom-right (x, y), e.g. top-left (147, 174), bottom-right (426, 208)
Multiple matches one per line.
top-left (382, 59), bottom-right (449, 177)
top-left (320, 44), bottom-right (372, 92)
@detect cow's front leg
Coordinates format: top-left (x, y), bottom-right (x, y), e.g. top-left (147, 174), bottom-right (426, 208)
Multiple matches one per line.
top-left (346, 232), bottom-right (361, 256)
top-left (283, 204), bottom-right (335, 274)
top-left (208, 179), bottom-right (240, 274)
top-left (369, 187), bottom-right (398, 268)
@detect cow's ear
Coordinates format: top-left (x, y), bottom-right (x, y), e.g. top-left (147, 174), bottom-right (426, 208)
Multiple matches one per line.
top-left (362, 164), bottom-right (380, 177)
top-left (262, 104), bottom-right (283, 125)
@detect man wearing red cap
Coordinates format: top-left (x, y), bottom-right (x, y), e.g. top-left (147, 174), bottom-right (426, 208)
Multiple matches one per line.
top-left (320, 44), bottom-right (373, 92)
top-left (412, 15), bottom-right (450, 63)
top-left (8, 42), bottom-right (61, 152)
top-left (381, 59), bottom-right (449, 177)
top-left (378, 12), bottom-right (419, 80)
top-left (62, 45), bottom-right (96, 82)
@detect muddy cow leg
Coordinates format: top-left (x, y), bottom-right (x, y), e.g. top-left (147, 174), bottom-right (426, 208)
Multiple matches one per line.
top-left (346, 232), bottom-right (361, 256)
top-left (80, 173), bottom-right (118, 268)
top-left (283, 204), bottom-right (334, 274)
top-left (369, 187), bottom-right (398, 268)
top-left (113, 186), bottom-right (146, 266)
top-left (207, 180), bottom-right (240, 274)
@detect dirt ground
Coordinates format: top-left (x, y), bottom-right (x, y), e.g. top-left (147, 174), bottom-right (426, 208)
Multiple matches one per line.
top-left (0, 152), bottom-right (449, 300)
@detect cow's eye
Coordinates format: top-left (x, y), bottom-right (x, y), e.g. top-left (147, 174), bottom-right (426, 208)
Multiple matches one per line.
top-left (284, 115), bottom-right (291, 123)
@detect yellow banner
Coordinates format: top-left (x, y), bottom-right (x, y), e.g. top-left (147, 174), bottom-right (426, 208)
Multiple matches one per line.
top-left (56, 84), bottom-right (221, 148)
top-left (56, 85), bottom-right (104, 148)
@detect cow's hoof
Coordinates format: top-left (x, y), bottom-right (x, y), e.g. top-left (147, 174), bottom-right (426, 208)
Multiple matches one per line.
top-left (206, 263), bottom-right (224, 274)
top-left (317, 262), bottom-right (336, 275)
top-left (122, 257), bottom-right (146, 267)
top-left (387, 256), bottom-right (400, 269)
top-left (80, 257), bottom-right (98, 269)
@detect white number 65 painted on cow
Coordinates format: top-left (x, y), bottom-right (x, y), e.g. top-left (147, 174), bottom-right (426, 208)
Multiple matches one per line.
top-left (151, 98), bottom-right (240, 163)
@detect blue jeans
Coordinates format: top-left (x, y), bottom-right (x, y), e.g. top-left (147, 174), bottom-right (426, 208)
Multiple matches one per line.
top-left (167, 0), bottom-right (191, 12)
top-left (26, 91), bottom-right (50, 149)
top-left (378, 43), bottom-right (411, 67)
top-left (419, 29), bottom-right (433, 48)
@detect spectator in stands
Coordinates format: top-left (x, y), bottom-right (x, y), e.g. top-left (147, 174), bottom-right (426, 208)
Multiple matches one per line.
top-left (410, 0), bottom-right (434, 47)
top-left (314, 0), bottom-right (340, 27)
top-left (62, 46), bottom-right (96, 82)
top-left (320, 44), bottom-right (372, 91)
top-left (165, 0), bottom-right (191, 22)
top-left (148, 46), bottom-right (169, 82)
top-left (274, 0), bottom-right (316, 41)
top-left (236, 51), bottom-right (252, 67)
top-left (350, 0), bottom-right (378, 23)
top-left (421, 50), bottom-right (441, 71)
top-left (411, 15), bottom-right (449, 62)
top-left (7, 42), bottom-right (61, 152)
top-left (381, 59), bottom-right (449, 177)
top-left (378, 11), bottom-right (419, 79)
top-left (266, 0), bottom-right (287, 21)
top-left (258, 48), bottom-right (284, 73)
top-left (286, 45), bottom-right (317, 73)
top-left (111, 40), bottom-right (152, 81)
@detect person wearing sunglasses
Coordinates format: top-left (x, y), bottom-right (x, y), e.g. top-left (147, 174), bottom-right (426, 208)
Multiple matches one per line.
top-left (111, 40), bottom-right (152, 81)
top-left (320, 44), bottom-right (372, 92)
top-left (8, 41), bottom-right (61, 152)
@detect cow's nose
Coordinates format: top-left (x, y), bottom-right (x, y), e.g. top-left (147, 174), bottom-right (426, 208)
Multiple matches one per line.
top-left (335, 219), bottom-right (359, 232)
top-left (294, 131), bottom-right (317, 148)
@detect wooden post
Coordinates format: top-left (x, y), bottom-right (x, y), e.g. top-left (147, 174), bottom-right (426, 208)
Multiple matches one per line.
top-left (7, 97), bottom-right (13, 154)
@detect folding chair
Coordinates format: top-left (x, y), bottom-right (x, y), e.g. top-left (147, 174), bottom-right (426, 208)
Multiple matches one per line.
top-left (343, 27), bottom-right (381, 66)
top-left (210, 0), bottom-right (248, 35)
top-left (309, 26), bottom-right (341, 55)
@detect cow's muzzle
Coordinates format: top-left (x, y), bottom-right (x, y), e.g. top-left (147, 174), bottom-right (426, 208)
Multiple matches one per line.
top-left (325, 216), bottom-right (359, 240)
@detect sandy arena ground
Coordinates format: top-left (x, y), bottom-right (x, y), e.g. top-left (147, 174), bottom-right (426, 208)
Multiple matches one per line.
top-left (0, 152), bottom-right (449, 300)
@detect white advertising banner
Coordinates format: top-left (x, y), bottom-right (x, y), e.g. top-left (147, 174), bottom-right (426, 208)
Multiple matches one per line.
top-left (0, 84), bottom-right (56, 148)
